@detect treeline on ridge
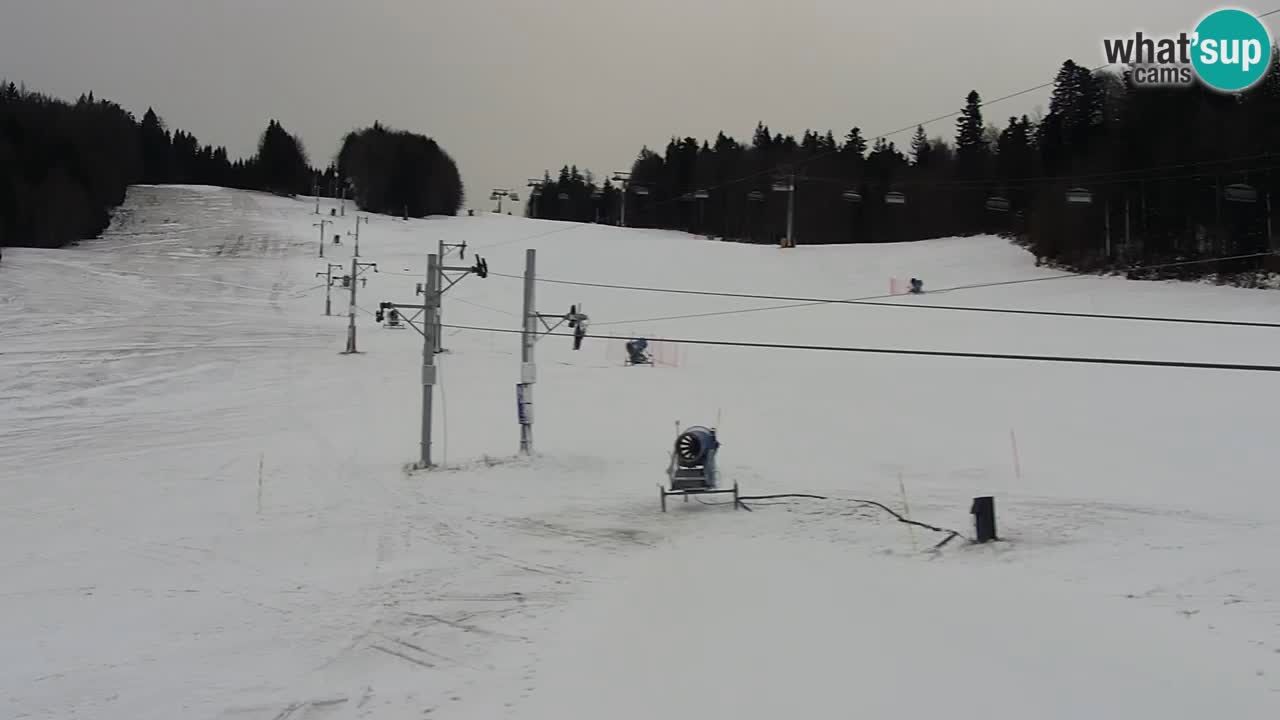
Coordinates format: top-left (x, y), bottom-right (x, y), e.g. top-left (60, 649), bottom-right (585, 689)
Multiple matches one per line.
top-left (529, 54), bottom-right (1280, 280)
top-left (0, 81), bottom-right (464, 250)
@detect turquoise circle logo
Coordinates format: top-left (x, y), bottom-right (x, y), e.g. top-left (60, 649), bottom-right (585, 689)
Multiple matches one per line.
top-left (1191, 8), bottom-right (1273, 92)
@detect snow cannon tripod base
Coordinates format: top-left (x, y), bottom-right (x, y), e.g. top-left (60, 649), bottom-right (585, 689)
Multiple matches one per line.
top-left (660, 423), bottom-right (739, 512)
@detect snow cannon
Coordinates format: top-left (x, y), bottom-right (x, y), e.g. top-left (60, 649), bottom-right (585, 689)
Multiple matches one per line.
top-left (660, 423), bottom-right (739, 512)
top-left (674, 426), bottom-right (718, 476)
top-left (625, 338), bottom-right (651, 366)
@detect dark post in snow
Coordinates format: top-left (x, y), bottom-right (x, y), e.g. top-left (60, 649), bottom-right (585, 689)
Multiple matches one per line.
top-left (971, 496), bottom-right (997, 543)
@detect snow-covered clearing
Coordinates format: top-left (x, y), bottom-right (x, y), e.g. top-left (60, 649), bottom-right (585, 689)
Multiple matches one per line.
top-left (2, 185), bottom-right (1278, 719)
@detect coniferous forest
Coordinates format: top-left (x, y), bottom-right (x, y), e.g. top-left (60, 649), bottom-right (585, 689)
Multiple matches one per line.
top-left (338, 124), bottom-right (465, 219)
top-left (0, 82), bottom-right (464, 250)
top-left (529, 55), bottom-right (1280, 279)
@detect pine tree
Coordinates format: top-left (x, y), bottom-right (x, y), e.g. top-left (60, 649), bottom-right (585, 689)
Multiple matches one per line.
top-left (257, 120), bottom-right (309, 196)
top-left (138, 108), bottom-right (172, 184)
top-left (910, 125), bottom-right (931, 167)
top-left (801, 130), bottom-right (820, 155)
top-left (843, 127), bottom-right (867, 158)
top-left (996, 115), bottom-right (1036, 207)
top-left (954, 90), bottom-right (987, 179)
top-left (752, 122), bottom-right (772, 151)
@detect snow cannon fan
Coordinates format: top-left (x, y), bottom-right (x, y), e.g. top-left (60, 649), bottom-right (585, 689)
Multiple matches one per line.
top-left (675, 427), bottom-right (716, 475)
top-left (660, 423), bottom-right (739, 512)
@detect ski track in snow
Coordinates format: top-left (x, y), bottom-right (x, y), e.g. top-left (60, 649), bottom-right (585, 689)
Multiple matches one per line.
top-left (1, 185), bottom-right (1279, 719)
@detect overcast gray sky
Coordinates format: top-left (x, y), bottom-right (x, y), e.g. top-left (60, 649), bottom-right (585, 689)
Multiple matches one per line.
top-left (2, 1), bottom-right (1274, 209)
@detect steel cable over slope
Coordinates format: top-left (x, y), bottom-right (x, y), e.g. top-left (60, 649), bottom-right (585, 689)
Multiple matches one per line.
top-left (488, 251), bottom-right (1280, 330)
top-left (439, 322), bottom-right (1280, 373)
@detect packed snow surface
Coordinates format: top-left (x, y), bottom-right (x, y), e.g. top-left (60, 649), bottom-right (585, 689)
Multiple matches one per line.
top-left (2, 185), bottom-right (1278, 719)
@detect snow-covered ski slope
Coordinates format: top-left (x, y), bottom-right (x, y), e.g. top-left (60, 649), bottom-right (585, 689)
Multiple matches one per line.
top-left (3, 185), bottom-right (1279, 719)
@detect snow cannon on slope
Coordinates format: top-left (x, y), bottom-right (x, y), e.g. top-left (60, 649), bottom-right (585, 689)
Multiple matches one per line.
top-left (625, 337), bottom-right (651, 366)
top-left (673, 426), bottom-right (717, 480)
top-left (660, 422), bottom-right (739, 512)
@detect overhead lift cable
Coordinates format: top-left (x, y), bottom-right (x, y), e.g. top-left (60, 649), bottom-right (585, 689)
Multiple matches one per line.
top-left (439, 322), bottom-right (1280, 374)
top-left (489, 251), bottom-right (1280, 330)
